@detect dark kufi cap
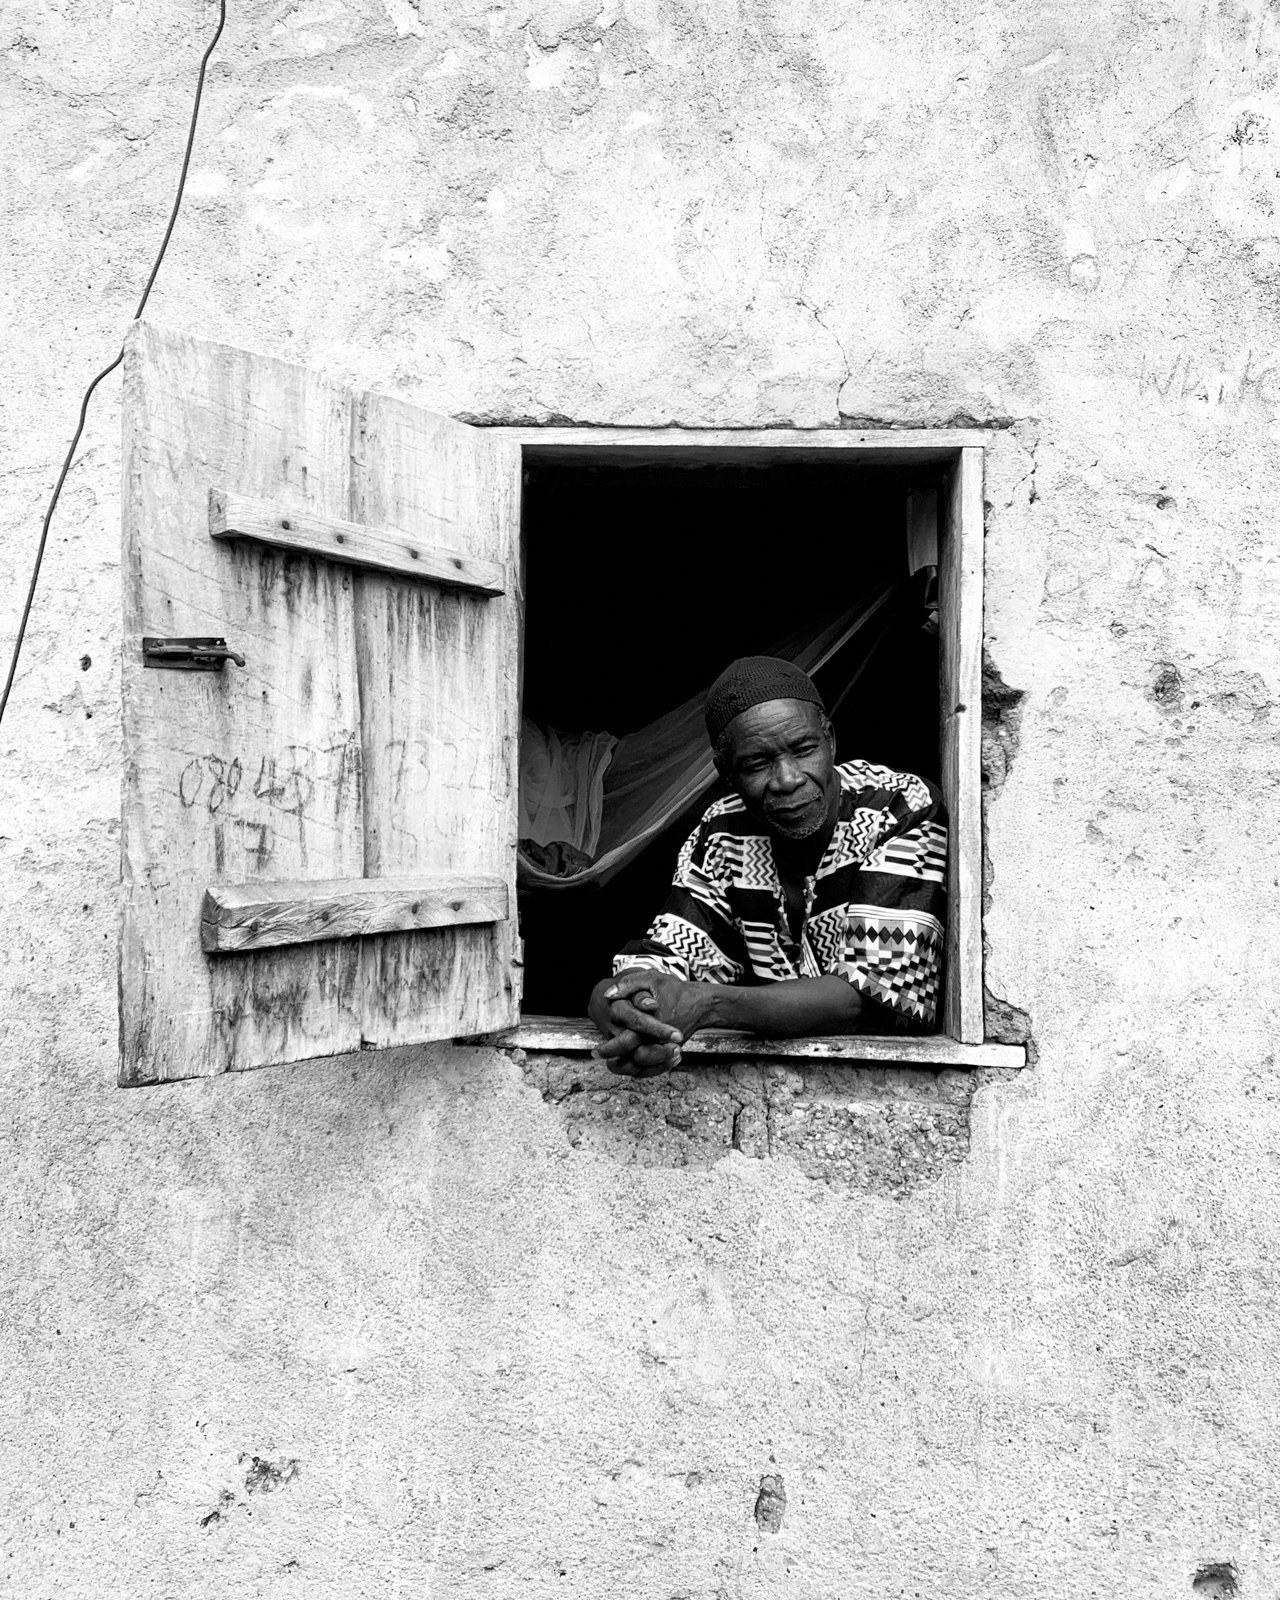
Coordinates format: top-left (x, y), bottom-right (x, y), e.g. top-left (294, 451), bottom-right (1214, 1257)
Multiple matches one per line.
top-left (703, 656), bottom-right (826, 745)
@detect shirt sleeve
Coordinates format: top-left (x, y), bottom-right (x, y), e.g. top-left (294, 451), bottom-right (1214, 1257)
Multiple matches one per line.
top-left (613, 817), bottom-right (747, 985)
top-left (832, 779), bottom-right (947, 1029)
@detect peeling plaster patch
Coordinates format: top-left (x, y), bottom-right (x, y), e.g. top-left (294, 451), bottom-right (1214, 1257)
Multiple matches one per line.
top-left (186, 168), bottom-right (228, 198)
top-left (1145, 160), bottom-right (1193, 204)
top-left (1228, 107), bottom-right (1270, 149)
top-left (257, 84), bottom-right (378, 134)
top-left (1192, 1563), bottom-right (1239, 1597)
top-left (269, 26), bottom-right (331, 52)
top-left (66, 139), bottom-right (116, 185)
top-left (754, 1473), bottom-right (787, 1532)
top-left (1021, 49), bottom-right (1062, 74)
top-left (1063, 220), bottom-right (1094, 259)
top-left (422, 47), bottom-right (461, 78)
top-left (1064, 219), bottom-right (1097, 288)
top-left (525, 31), bottom-right (573, 90)
top-left (1148, 661), bottom-right (1184, 710)
top-left (199, 1488), bottom-right (235, 1529)
top-left (248, 206), bottom-right (323, 243)
top-left (984, 989), bottom-right (1033, 1054)
top-left (274, 0), bottom-right (348, 32)
top-left (982, 649), bottom-right (1026, 802)
top-left (247, 174), bottom-right (324, 242)
top-left (384, 238), bottom-right (452, 279)
top-left (269, 0), bottom-right (351, 55)
top-left (241, 1454), bottom-right (300, 1494)
top-left (382, 0), bottom-right (424, 36)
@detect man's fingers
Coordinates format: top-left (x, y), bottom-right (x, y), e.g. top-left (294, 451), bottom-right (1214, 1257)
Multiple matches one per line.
top-left (593, 1028), bottom-right (641, 1060)
top-left (606, 970), bottom-right (662, 1001)
top-left (632, 1040), bottom-right (681, 1071)
top-left (608, 998), bottom-right (681, 1042)
top-left (608, 1045), bottom-right (677, 1078)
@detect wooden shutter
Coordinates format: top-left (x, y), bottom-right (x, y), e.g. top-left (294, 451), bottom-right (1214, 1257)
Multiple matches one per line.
top-left (120, 323), bottom-right (522, 1086)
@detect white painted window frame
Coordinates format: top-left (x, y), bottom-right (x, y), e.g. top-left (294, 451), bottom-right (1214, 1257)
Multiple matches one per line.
top-left (485, 428), bottom-right (1019, 1072)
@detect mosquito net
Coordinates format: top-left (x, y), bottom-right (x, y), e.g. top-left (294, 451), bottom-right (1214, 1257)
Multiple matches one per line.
top-left (517, 578), bottom-right (904, 891)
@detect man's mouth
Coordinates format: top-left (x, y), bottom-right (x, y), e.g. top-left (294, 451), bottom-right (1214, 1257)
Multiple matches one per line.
top-left (768, 797), bottom-right (818, 824)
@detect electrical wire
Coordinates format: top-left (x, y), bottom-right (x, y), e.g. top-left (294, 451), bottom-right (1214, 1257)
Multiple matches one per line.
top-left (0, 0), bottom-right (227, 726)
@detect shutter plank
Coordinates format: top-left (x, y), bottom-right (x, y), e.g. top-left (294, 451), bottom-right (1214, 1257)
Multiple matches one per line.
top-left (349, 393), bottom-right (524, 1045)
top-left (209, 488), bottom-right (506, 595)
top-left (201, 875), bottom-right (509, 952)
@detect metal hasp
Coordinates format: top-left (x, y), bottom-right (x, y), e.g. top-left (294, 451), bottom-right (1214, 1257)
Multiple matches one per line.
top-left (141, 636), bottom-right (246, 671)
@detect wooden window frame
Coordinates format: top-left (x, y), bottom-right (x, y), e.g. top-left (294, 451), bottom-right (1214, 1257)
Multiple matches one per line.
top-left (483, 427), bottom-right (1022, 1072)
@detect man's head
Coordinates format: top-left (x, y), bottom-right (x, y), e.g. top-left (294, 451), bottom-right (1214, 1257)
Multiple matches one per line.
top-left (704, 657), bottom-right (840, 843)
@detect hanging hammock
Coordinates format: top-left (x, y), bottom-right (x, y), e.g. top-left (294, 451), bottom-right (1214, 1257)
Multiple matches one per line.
top-left (517, 579), bottom-right (904, 892)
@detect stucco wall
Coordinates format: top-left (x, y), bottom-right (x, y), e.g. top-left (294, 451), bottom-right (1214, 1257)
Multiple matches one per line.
top-left (4, 0), bottom-right (1280, 1593)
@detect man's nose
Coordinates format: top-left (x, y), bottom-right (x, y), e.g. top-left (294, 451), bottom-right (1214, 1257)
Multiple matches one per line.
top-left (769, 758), bottom-right (805, 793)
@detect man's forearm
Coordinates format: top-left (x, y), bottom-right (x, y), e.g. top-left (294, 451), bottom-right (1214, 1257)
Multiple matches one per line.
top-left (691, 975), bottom-right (864, 1038)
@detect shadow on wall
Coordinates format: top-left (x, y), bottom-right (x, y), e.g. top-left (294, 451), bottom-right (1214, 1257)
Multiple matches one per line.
top-left (518, 1051), bottom-right (988, 1198)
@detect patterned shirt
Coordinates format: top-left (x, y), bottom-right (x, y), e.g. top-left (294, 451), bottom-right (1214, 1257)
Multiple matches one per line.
top-left (613, 761), bottom-right (947, 1029)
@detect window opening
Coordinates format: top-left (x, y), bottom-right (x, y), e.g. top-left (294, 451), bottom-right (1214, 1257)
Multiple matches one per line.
top-left (517, 456), bottom-right (944, 1021)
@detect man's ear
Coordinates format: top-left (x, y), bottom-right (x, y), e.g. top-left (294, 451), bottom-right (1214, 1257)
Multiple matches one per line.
top-left (823, 715), bottom-right (836, 761)
top-left (712, 748), bottom-right (731, 785)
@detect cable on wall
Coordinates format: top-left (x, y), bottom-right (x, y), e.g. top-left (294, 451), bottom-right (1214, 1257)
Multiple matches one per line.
top-left (0, 0), bottom-right (227, 726)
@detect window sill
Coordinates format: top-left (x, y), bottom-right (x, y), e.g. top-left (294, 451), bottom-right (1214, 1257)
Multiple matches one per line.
top-left (478, 1016), bottom-right (1025, 1069)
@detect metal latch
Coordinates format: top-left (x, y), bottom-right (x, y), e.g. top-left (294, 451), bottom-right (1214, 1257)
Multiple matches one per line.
top-left (142, 637), bottom-right (246, 672)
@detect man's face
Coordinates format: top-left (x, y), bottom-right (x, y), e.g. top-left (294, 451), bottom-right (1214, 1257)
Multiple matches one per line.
top-left (717, 698), bottom-right (839, 843)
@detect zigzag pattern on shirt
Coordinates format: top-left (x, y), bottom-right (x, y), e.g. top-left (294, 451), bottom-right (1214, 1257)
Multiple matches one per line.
top-left (676, 830), bottom-right (735, 922)
top-left (614, 951), bottom-right (687, 981)
top-left (835, 760), bottom-right (933, 814)
top-left (702, 791), bottom-right (747, 821)
top-left (863, 819), bottom-right (948, 884)
top-left (816, 810), bottom-right (882, 876)
top-left (712, 832), bottom-right (777, 891)
top-left (739, 918), bottom-right (797, 982)
top-left (805, 904), bottom-right (851, 970)
top-left (626, 913), bottom-right (743, 985)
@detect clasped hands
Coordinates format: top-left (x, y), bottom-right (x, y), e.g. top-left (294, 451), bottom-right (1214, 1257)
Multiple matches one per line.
top-left (586, 967), bottom-right (709, 1076)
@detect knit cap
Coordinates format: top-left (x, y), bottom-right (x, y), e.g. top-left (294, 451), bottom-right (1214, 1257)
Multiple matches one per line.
top-left (703, 656), bottom-right (826, 745)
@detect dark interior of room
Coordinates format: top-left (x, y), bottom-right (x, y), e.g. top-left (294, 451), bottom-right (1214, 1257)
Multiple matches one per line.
top-left (518, 455), bottom-right (944, 1018)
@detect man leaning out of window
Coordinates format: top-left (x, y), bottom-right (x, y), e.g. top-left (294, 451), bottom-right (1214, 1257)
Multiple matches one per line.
top-left (587, 656), bottom-right (947, 1075)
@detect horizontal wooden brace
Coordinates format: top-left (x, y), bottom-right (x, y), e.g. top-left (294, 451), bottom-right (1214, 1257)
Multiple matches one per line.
top-left (482, 1017), bottom-right (1026, 1068)
top-left (202, 875), bottom-right (510, 953)
top-left (209, 488), bottom-right (506, 596)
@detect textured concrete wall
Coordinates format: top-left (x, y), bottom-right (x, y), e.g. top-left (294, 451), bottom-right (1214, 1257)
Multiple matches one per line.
top-left (4, 0), bottom-right (1280, 1593)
